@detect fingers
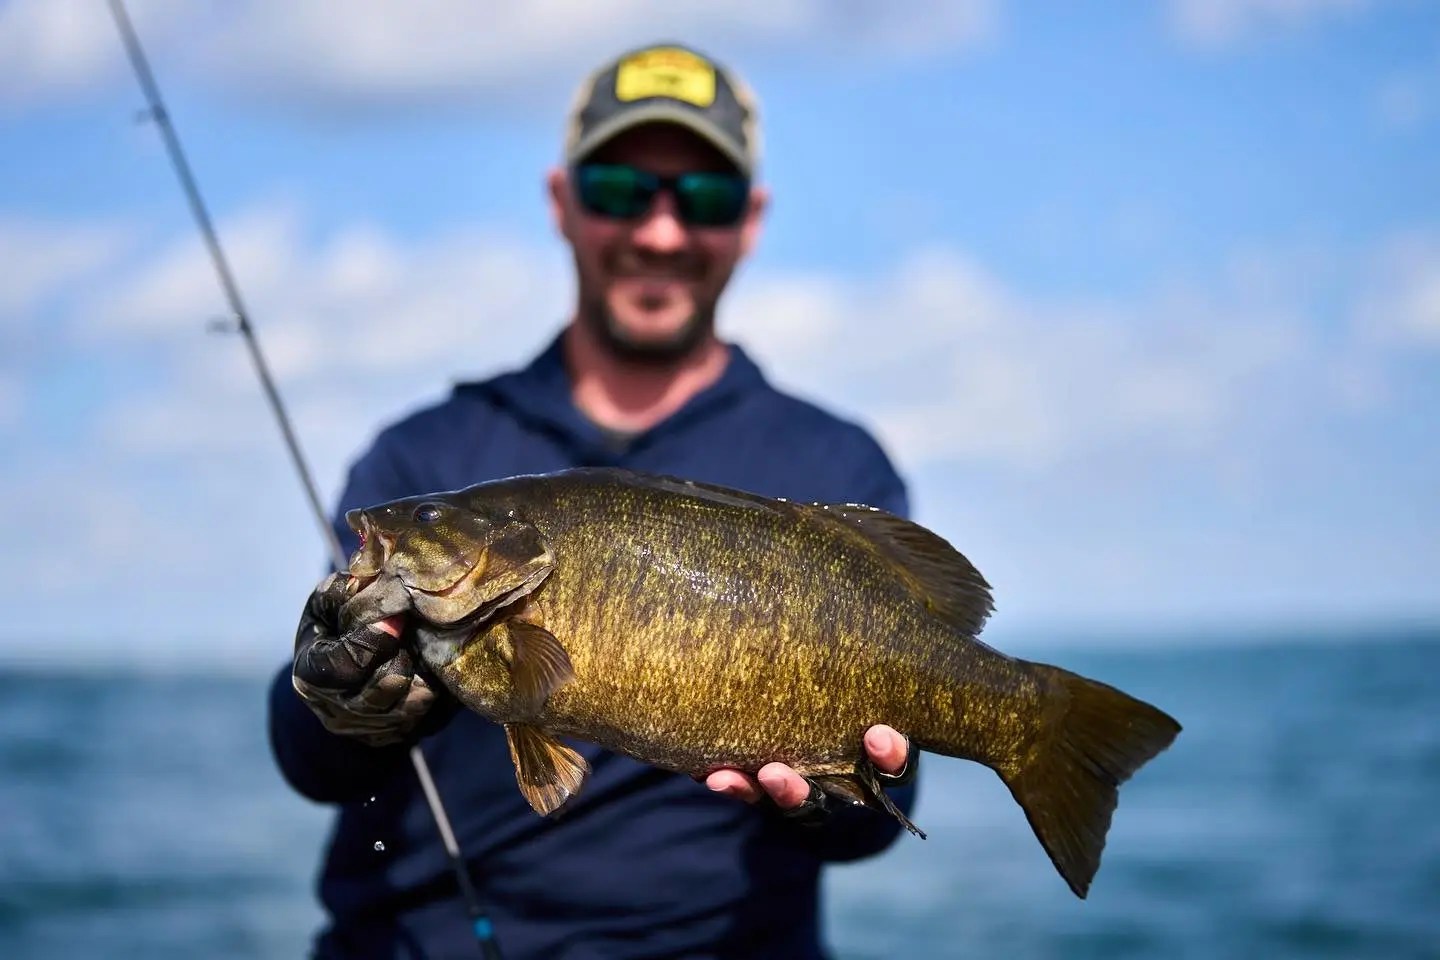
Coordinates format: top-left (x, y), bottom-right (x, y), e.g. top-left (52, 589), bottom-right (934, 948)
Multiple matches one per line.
top-left (354, 647), bottom-right (420, 713)
top-left (864, 724), bottom-right (910, 776)
top-left (703, 725), bottom-right (916, 816)
top-left (705, 768), bottom-right (762, 803)
top-left (757, 763), bottom-right (814, 808)
top-left (294, 679), bottom-right (416, 746)
top-left (706, 763), bottom-right (812, 809)
top-left (293, 653), bottom-right (438, 747)
top-left (294, 619), bottom-right (406, 690)
top-left (293, 575), bottom-right (409, 692)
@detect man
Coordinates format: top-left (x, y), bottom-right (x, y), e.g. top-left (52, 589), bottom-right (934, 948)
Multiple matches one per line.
top-left (268, 41), bottom-right (918, 960)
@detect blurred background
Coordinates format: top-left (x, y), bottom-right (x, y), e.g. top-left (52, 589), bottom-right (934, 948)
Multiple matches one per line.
top-left (2, 1), bottom-right (1437, 957)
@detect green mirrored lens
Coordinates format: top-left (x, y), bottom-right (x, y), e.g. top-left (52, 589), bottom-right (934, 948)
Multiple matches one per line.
top-left (675, 173), bottom-right (749, 227)
top-left (576, 165), bottom-right (656, 218)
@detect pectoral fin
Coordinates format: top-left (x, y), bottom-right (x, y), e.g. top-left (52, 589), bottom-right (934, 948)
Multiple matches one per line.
top-left (504, 723), bottom-right (590, 816)
top-left (495, 619), bottom-right (575, 717)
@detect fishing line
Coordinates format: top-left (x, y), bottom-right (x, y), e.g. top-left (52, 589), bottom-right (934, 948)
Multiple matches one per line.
top-left (105, 2), bottom-right (501, 955)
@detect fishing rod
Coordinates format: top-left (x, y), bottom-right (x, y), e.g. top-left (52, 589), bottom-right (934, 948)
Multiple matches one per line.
top-left (104, 3), bottom-right (501, 956)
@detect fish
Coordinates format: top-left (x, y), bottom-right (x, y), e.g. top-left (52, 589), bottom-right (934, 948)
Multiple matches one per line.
top-left (338, 466), bottom-right (1181, 898)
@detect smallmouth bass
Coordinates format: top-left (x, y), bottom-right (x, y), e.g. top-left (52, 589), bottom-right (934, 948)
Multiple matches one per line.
top-left (338, 467), bottom-right (1181, 898)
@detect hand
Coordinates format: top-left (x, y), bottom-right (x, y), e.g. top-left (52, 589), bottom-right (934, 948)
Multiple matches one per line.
top-left (705, 725), bottom-right (914, 816)
top-left (290, 572), bottom-right (441, 747)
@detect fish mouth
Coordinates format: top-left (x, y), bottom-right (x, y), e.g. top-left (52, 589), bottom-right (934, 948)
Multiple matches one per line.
top-left (344, 509), bottom-right (391, 580)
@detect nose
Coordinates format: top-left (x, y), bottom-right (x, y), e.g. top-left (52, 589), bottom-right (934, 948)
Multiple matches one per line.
top-left (630, 190), bottom-right (687, 254)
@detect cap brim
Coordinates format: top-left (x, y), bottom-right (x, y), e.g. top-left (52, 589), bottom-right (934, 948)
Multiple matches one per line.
top-left (567, 102), bottom-right (752, 177)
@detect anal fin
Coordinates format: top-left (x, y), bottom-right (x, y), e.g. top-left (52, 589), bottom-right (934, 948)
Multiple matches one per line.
top-left (504, 723), bottom-right (590, 816)
top-left (810, 767), bottom-right (927, 840)
top-left (812, 774), bottom-right (870, 808)
top-left (855, 762), bottom-right (927, 839)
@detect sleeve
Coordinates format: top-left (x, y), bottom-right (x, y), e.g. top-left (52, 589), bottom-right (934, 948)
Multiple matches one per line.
top-left (265, 431), bottom-right (430, 804)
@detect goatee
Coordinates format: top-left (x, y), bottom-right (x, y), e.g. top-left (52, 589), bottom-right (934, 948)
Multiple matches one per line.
top-left (586, 303), bottom-right (713, 366)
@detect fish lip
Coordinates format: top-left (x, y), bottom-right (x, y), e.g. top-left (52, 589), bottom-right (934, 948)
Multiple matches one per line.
top-left (344, 509), bottom-right (394, 579)
top-left (345, 573), bottom-right (379, 595)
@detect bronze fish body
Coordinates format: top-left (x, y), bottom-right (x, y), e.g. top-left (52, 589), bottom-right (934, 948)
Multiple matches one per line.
top-left (341, 467), bottom-right (1181, 898)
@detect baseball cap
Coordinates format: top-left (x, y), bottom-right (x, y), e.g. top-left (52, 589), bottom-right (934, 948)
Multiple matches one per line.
top-left (564, 42), bottom-right (761, 178)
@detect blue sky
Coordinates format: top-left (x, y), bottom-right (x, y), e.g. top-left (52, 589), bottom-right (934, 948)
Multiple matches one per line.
top-left (1, 0), bottom-right (1436, 668)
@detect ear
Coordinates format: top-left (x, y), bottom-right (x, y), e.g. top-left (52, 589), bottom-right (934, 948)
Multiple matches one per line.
top-left (546, 167), bottom-right (573, 242)
top-left (739, 183), bottom-right (769, 260)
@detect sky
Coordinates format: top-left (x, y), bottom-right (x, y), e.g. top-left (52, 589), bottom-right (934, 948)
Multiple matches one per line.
top-left (1, 0), bottom-right (1436, 669)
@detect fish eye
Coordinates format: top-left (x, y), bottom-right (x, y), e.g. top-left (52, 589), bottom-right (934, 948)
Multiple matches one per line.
top-left (414, 504), bottom-right (443, 524)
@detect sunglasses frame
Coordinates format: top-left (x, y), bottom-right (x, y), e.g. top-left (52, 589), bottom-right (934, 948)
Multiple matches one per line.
top-left (571, 162), bottom-right (752, 228)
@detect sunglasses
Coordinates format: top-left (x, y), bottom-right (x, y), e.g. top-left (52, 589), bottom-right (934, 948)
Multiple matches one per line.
top-left (572, 163), bottom-right (751, 228)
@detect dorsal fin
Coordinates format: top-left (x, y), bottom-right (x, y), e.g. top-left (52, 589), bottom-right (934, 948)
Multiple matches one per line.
top-left (602, 469), bottom-right (995, 637)
top-left (804, 502), bottom-right (995, 639)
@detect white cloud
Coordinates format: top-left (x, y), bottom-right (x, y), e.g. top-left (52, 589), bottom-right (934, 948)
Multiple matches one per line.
top-left (83, 203), bottom-right (301, 340)
top-left (1, 0), bottom-right (997, 112)
top-left (0, 217), bottom-right (130, 317)
top-left (63, 200), bottom-right (570, 500)
top-left (0, 0), bottom-right (127, 104)
top-left (0, 204), bottom-right (1431, 661)
top-left (1168, 0), bottom-right (1373, 47)
top-left (25, 203), bottom-right (1390, 483)
top-left (67, 211), bottom-right (1339, 480)
top-left (0, 217), bottom-right (133, 434)
top-left (0, 203), bottom-right (573, 665)
top-left (1354, 232), bottom-right (1440, 346)
top-left (730, 247), bottom-right (1323, 471)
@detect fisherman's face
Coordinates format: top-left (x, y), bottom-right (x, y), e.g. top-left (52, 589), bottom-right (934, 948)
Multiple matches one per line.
top-left (549, 123), bottom-right (767, 362)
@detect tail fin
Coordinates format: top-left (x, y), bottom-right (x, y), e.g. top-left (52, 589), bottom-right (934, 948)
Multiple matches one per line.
top-left (998, 664), bottom-right (1181, 899)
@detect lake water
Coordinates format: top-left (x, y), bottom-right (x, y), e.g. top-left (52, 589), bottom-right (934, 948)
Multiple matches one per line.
top-left (2, 632), bottom-right (1437, 959)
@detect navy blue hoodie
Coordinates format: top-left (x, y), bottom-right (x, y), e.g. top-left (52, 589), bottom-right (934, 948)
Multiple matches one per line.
top-left (267, 334), bottom-right (918, 959)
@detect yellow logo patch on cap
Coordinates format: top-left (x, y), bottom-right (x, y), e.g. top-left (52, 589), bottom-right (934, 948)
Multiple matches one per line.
top-left (614, 47), bottom-right (716, 108)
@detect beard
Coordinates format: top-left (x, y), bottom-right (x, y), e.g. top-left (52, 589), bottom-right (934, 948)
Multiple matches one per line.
top-left (581, 296), bottom-right (715, 366)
